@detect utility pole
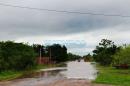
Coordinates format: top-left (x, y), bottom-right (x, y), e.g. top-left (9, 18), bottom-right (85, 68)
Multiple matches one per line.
top-left (49, 47), bottom-right (51, 64)
top-left (39, 47), bottom-right (42, 64)
top-left (38, 47), bottom-right (42, 80)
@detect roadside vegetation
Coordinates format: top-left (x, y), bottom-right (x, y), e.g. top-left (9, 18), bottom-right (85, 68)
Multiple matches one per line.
top-left (0, 41), bottom-right (37, 81)
top-left (0, 41), bottom-right (37, 71)
top-left (93, 39), bottom-right (130, 86)
top-left (0, 71), bottom-right (23, 81)
top-left (113, 46), bottom-right (130, 68)
top-left (93, 39), bottom-right (121, 66)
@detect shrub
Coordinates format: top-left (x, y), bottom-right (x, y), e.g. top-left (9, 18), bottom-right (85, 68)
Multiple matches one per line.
top-left (0, 41), bottom-right (37, 71)
top-left (113, 46), bottom-right (130, 67)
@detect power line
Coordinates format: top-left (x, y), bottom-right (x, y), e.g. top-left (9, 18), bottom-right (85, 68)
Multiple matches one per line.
top-left (0, 2), bottom-right (130, 18)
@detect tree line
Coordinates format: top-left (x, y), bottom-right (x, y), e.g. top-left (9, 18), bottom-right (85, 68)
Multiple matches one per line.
top-left (33, 44), bottom-right (82, 62)
top-left (33, 44), bottom-right (68, 63)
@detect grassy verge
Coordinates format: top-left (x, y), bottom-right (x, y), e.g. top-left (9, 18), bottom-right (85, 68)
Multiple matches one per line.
top-left (0, 64), bottom-right (48, 81)
top-left (0, 63), bottom-right (66, 81)
top-left (0, 71), bottom-right (23, 81)
top-left (94, 65), bottom-right (130, 86)
top-left (36, 63), bottom-right (66, 70)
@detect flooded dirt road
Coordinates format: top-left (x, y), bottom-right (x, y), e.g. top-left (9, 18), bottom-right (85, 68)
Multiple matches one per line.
top-left (0, 61), bottom-right (101, 86)
top-left (66, 61), bottom-right (97, 80)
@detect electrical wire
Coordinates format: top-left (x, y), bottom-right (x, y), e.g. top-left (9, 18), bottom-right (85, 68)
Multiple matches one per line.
top-left (0, 2), bottom-right (130, 18)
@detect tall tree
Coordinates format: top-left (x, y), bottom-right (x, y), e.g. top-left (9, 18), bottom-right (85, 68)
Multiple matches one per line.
top-left (93, 39), bottom-right (120, 65)
top-left (33, 44), bottom-right (46, 57)
top-left (46, 44), bottom-right (68, 63)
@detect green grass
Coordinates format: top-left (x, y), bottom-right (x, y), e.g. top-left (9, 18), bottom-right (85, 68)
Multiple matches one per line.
top-left (0, 71), bottom-right (23, 81)
top-left (94, 66), bottom-right (130, 86)
top-left (0, 63), bottom-right (66, 81)
top-left (0, 65), bottom-right (47, 81)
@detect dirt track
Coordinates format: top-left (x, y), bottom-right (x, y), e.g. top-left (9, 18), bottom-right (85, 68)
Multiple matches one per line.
top-left (0, 79), bottom-right (113, 86)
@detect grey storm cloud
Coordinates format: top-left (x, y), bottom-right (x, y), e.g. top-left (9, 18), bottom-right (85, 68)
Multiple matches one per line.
top-left (0, 0), bottom-right (130, 40)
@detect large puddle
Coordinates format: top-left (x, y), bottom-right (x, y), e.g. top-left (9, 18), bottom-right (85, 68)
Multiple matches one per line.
top-left (20, 61), bottom-right (97, 80)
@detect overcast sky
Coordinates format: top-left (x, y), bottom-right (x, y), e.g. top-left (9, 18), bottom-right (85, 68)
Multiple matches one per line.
top-left (0, 0), bottom-right (130, 55)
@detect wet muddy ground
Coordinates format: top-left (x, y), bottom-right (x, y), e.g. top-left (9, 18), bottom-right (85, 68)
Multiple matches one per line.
top-left (0, 62), bottom-right (111, 86)
top-left (0, 79), bottom-right (113, 86)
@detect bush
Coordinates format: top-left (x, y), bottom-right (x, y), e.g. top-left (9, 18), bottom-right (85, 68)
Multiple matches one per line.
top-left (113, 46), bottom-right (130, 67)
top-left (0, 41), bottom-right (37, 71)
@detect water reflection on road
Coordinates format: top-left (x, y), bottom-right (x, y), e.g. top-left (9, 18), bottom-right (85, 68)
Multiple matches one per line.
top-left (66, 61), bottom-right (97, 80)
